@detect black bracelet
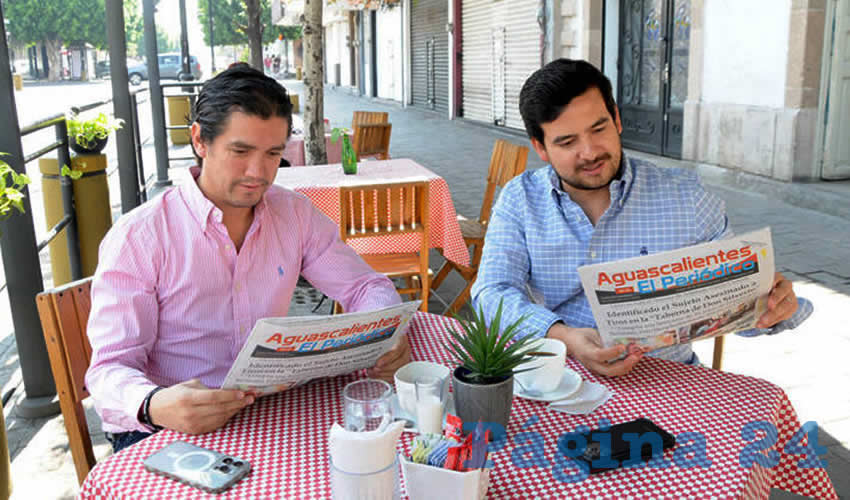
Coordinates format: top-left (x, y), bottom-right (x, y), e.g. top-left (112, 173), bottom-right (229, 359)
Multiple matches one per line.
top-left (141, 386), bottom-right (165, 431)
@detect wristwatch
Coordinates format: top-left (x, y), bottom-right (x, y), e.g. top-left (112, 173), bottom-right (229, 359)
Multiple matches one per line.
top-left (139, 386), bottom-right (165, 431)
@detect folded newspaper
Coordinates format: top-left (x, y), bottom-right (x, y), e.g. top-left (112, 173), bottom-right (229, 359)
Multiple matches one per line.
top-left (577, 228), bottom-right (774, 353)
top-left (221, 301), bottom-right (420, 393)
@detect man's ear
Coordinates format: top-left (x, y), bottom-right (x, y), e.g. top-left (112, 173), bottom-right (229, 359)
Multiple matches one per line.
top-left (613, 106), bottom-right (623, 135)
top-left (190, 122), bottom-right (206, 158)
top-left (530, 137), bottom-right (550, 164)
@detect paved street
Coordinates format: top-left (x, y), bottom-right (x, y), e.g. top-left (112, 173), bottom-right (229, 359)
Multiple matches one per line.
top-left (2, 78), bottom-right (849, 498)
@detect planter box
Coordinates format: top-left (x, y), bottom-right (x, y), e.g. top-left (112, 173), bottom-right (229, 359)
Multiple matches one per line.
top-left (399, 454), bottom-right (489, 500)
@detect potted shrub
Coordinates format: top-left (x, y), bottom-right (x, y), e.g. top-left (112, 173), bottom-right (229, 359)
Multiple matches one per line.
top-left (66, 112), bottom-right (124, 155)
top-left (447, 300), bottom-right (538, 429)
top-left (0, 153), bottom-right (31, 232)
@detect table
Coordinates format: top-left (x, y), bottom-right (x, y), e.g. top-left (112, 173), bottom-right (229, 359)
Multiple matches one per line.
top-left (282, 134), bottom-right (343, 166)
top-left (275, 159), bottom-right (470, 267)
top-left (80, 313), bottom-right (836, 499)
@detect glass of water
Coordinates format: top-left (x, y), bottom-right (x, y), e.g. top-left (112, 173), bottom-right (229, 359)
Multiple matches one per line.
top-left (342, 379), bottom-right (393, 432)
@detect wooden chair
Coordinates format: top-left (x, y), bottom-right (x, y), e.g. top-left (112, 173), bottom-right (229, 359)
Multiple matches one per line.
top-left (339, 181), bottom-right (430, 312)
top-left (430, 139), bottom-right (529, 315)
top-left (35, 277), bottom-right (95, 485)
top-left (352, 110), bottom-right (389, 126)
top-left (351, 123), bottom-right (392, 161)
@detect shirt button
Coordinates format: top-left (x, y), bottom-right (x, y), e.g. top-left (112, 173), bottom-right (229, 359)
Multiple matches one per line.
top-left (590, 251), bottom-right (597, 259)
top-left (235, 284), bottom-right (242, 292)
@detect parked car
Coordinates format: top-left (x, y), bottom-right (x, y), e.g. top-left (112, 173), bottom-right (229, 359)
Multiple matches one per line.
top-left (95, 60), bottom-right (110, 79)
top-left (127, 53), bottom-right (202, 85)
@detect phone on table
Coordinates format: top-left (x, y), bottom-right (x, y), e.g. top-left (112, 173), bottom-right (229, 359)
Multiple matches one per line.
top-left (558, 418), bottom-right (675, 474)
top-left (143, 440), bottom-right (251, 493)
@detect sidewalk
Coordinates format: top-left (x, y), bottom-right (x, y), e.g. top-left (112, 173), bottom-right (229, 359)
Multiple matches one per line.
top-left (2, 80), bottom-right (849, 499)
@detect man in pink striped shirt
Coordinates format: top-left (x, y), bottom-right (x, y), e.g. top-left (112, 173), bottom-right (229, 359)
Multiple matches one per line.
top-left (85, 66), bottom-right (407, 452)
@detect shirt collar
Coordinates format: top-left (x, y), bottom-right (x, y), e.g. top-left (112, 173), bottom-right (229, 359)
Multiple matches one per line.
top-left (547, 153), bottom-right (637, 207)
top-left (180, 166), bottom-right (269, 232)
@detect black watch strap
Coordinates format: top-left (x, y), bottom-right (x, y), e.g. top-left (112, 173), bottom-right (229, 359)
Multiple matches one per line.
top-left (140, 386), bottom-right (165, 431)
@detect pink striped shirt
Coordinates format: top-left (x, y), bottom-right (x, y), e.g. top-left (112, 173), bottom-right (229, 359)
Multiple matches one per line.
top-left (85, 171), bottom-right (400, 433)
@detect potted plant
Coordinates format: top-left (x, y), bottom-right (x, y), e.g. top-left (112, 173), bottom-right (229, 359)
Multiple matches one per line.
top-left (66, 112), bottom-right (124, 155)
top-left (0, 153), bottom-right (31, 233)
top-left (330, 127), bottom-right (357, 174)
top-left (447, 300), bottom-right (538, 429)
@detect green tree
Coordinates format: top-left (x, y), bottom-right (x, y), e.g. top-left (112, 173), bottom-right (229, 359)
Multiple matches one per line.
top-left (198, 0), bottom-right (301, 69)
top-left (5, 0), bottom-right (143, 80)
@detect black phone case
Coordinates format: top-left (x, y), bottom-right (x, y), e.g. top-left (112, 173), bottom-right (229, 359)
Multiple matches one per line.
top-left (558, 418), bottom-right (676, 474)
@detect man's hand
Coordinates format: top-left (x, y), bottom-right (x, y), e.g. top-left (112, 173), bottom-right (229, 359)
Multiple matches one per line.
top-left (756, 272), bottom-right (798, 328)
top-left (148, 379), bottom-right (255, 435)
top-left (546, 323), bottom-right (641, 377)
top-left (368, 337), bottom-right (411, 382)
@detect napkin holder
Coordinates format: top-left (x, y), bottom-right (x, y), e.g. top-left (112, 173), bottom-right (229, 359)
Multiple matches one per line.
top-left (399, 453), bottom-right (490, 500)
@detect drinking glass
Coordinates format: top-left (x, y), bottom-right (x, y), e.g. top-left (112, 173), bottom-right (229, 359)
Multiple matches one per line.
top-left (415, 376), bottom-right (446, 435)
top-left (343, 379), bottom-right (393, 432)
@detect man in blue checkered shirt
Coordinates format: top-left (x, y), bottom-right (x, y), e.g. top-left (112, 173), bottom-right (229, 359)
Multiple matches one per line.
top-left (471, 59), bottom-right (811, 377)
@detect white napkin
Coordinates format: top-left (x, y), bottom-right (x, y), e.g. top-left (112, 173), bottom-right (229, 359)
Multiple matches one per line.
top-left (548, 381), bottom-right (613, 415)
top-left (329, 417), bottom-right (405, 500)
top-left (329, 416), bottom-right (405, 473)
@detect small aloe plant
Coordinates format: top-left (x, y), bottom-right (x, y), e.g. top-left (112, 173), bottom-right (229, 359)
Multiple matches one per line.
top-left (447, 299), bottom-right (539, 384)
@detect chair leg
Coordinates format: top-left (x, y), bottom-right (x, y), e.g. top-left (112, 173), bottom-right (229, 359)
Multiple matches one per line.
top-left (712, 336), bottom-right (725, 370)
top-left (446, 277), bottom-right (474, 316)
top-left (419, 272), bottom-right (429, 313)
top-left (430, 261), bottom-right (452, 291)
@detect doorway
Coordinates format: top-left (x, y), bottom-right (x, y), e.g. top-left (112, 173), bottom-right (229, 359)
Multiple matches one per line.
top-left (617, 0), bottom-right (690, 158)
top-left (822, 0), bottom-right (850, 180)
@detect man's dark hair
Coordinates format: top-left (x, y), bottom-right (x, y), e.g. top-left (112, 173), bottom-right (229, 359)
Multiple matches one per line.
top-left (518, 59), bottom-right (618, 145)
top-left (191, 64), bottom-right (293, 165)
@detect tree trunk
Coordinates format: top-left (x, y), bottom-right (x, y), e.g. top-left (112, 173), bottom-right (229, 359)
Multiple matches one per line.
top-left (45, 38), bottom-right (62, 82)
top-left (244, 0), bottom-right (264, 71)
top-left (301, 0), bottom-right (327, 165)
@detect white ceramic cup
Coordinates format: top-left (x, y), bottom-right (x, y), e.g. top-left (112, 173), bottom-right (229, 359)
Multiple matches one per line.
top-left (514, 338), bottom-right (567, 394)
top-left (394, 361), bottom-right (450, 416)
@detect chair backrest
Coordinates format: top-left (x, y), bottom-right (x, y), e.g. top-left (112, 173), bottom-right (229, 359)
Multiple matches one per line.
top-left (351, 123), bottom-right (392, 160)
top-left (35, 277), bottom-right (95, 484)
top-left (352, 110), bottom-right (389, 127)
top-left (339, 181), bottom-right (430, 254)
top-left (479, 139), bottom-right (529, 226)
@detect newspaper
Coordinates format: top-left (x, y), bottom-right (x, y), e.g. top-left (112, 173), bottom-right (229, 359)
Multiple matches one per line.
top-left (577, 228), bottom-right (775, 353)
top-left (221, 301), bottom-right (420, 393)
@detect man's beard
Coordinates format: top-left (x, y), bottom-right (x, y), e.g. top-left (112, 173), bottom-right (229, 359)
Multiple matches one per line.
top-left (557, 150), bottom-right (624, 192)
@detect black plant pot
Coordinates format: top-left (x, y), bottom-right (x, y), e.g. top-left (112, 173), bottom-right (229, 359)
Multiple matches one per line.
top-left (451, 366), bottom-right (514, 430)
top-left (70, 135), bottom-right (108, 155)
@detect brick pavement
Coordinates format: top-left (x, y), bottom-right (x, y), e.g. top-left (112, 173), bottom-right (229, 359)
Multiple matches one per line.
top-left (2, 80), bottom-right (849, 498)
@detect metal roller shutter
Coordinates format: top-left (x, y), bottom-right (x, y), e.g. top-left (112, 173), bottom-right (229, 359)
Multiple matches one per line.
top-left (461, 0), bottom-right (492, 123)
top-left (503, 0), bottom-right (541, 130)
top-left (461, 0), bottom-right (540, 129)
top-left (411, 0), bottom-right (448, 114)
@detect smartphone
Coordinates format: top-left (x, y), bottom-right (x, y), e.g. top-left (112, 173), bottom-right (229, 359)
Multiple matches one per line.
top-left (557, 418), bottom-right (675, 474)
top-left (143, 440), bottom-right (251, 493)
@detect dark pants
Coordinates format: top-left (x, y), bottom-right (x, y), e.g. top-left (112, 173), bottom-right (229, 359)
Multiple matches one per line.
top-left (106, 430), bottom-right (153, 453)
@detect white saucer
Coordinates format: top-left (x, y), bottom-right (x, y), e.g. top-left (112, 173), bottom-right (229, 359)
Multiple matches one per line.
top-left (390, 392), bottom-right (455, 434)
top-left (513, 369), bottom-right (583, 402)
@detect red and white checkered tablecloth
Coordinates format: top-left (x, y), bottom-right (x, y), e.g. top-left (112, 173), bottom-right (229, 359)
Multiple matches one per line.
top-left (79, 313), bottom-right (837, 499)
top-left (274, 159), bottom-right (470, 266)
top-left (282, 134), bottom-right (344, 167)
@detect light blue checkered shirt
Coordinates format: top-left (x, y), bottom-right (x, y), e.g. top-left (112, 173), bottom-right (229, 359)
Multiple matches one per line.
top-left (471, 155), bottom-right (812, 365)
